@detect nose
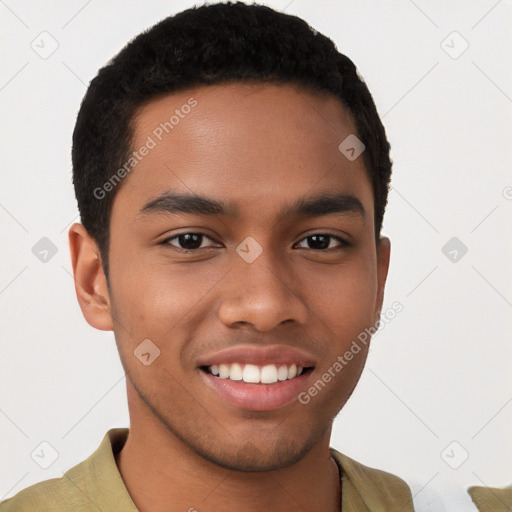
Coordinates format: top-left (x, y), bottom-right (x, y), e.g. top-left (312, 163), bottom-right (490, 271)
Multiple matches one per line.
top-left (217, 248), bottom-right (309, 332)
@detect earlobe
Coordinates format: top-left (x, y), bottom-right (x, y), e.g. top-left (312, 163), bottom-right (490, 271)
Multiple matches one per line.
top-left (68, 223), bottom-right (114, 331)
top-left (374, 236), bottom-right (391, 323)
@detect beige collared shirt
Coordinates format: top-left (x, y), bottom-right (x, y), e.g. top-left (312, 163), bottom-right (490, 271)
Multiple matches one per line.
top-left (0, 428), bottom-right (415, 511)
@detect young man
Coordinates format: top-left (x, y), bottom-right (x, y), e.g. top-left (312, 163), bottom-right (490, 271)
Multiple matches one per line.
top-left (0, 2), bottom-right (415, 511)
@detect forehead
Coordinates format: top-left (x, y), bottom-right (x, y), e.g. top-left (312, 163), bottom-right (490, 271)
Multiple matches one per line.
top-left (113, 82), bottom-right (373, 223)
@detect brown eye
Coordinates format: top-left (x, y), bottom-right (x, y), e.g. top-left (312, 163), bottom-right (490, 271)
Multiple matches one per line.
top-left (162, 233), bottom-right (217, 251)
top-left (295, 234), bottom-right (348, 251)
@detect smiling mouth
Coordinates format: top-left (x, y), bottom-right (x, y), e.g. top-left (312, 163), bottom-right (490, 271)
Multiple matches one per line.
top-left (200, 363), bottom-right (314, 384)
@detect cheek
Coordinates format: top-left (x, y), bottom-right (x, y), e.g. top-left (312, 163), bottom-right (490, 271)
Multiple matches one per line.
top-left (304, 256), bottom-right (378, 329)
top-left (109, 251), bottom-right (225, 345)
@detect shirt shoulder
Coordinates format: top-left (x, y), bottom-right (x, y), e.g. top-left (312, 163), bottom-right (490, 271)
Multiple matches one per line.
top-left (330, 447), bottom-right (415, 512)
top-left (0, 428), bottom-right (137, 512)
top-left (467, 483), bottom-right (512, 512)
top-left (0, 474), bottom-right (80, 512)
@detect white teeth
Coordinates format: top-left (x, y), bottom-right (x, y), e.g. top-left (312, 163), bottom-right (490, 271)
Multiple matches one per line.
top-left (219, 364), bottom-right (230, 379)
top-left (230, 363), bottom-right (243, 380)
top-left (208, 363), bottom-right (306, 383)
top-left (260, 364), bottom-right (278, 384)
top-left (242, 364), bottom-right (260, 383)
top-left (277, 364), bottom-right (288, 381)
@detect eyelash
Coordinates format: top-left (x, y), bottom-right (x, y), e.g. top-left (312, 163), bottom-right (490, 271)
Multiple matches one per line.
top-left (160, 232), bottom-right (350, 253)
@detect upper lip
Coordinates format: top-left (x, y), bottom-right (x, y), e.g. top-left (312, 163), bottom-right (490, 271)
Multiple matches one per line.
top-left (197, 344), bottom-right (316, 368)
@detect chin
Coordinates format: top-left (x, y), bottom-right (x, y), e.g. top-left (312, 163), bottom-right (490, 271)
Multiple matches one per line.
top-left (190, 433), bottom-right (319, 473)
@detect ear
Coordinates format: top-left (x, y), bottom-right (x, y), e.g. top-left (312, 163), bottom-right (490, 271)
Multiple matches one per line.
top-left (68, 223), bottom-right (113, 331)
top-left (374, 236), bottom-right (391, 324)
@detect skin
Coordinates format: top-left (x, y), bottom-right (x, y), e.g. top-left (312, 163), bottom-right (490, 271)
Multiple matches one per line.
top-left (69, 82), bottom-right (391, 512)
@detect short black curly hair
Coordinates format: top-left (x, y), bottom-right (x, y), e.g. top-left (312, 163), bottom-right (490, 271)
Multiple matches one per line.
top-left (72, 1), bottom-right (392, 282)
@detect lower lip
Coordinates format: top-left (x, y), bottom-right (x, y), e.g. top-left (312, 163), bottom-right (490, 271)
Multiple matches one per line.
top-left (200, 370), bottom-right (311, 411)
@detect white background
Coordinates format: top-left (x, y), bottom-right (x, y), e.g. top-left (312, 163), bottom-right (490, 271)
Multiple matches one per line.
top-left (0, 1), bottom-right (511, 511)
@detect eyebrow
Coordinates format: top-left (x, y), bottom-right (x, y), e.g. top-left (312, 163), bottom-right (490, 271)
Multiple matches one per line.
top-left (138, 190), bottom-right (366, 221)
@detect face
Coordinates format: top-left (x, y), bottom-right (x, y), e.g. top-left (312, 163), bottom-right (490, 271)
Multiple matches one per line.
top-left (73, 82), bottom-right (390, 472)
